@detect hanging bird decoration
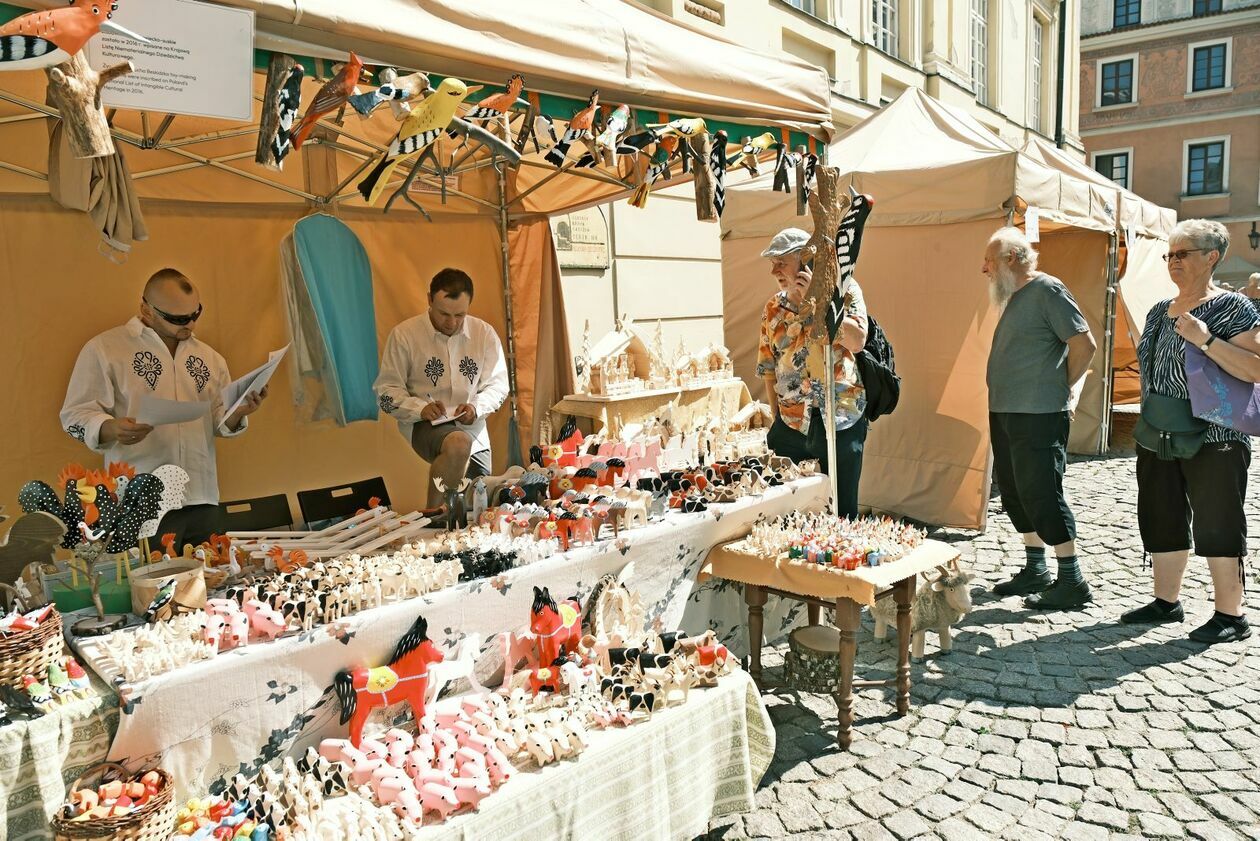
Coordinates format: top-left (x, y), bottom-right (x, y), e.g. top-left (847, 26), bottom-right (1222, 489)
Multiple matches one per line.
top-left (826, 187), bottom-right (875, 340)
top-left (646, 117), bottom-right (707, 140)
top-left (18, 462), bottom-right (162, 553)
top-left (357, 77), bottom-right (472, 206)
top-left (348, 68), bottom-right (432, 120)
top-left (710, 130), bottom-right (729, 218)
top-left (544, 90), bottom-right (599, 167)
top-left (772, 143), bottom-right (799, 194)
top-left (0, 0), bottom-right (147, 71)
top-left (268, 64), bottom-right (305, 168)
top-left (728, 132), bottom-right (777, 176)
top-left (449, 72), bottom-right (524, 140)
top-left (628, 134), bottom-right (679, 209)
top-left (592, 103), bottom-right (630, 168)
top-left (142, 577), bottom-right (177, 623)
top-left (290, 52), bottom-right (369, 152)
top-left (529, 113), bottom-right (560, 155)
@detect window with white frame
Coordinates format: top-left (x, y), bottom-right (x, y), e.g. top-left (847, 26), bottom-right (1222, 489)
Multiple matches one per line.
top-left (1185, 137), bottom-right (1228, 196)
top-left (971, 0), bottom-right (989, 105)
top-left (783, 0), bottom-right (817, 14)
top-left (1193, 0), bottom-right (1221, 15)
top-left (872, 0), bottom-right (899, 56)
top-left (1188, 40), bottom-right (1230, 92)
top-left (1093, 150), bottom-right (1131, 190)
top-left (1097, 56), bottom-right (1136, 107)
top-left (1030, 18), bottom-right (1045, 132)
top-left (1113, 0), bottom-right (1140, 27)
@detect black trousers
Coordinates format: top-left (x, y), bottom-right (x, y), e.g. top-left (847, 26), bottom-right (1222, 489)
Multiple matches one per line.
top-left (767, 409), bottom-right (868, 518)
top-left (1137, 440), bottom-right (1249, 557)
top-left (154, 504), bottom-right (225, 550)
top-left (989, 411), bottom-right (1076, 547)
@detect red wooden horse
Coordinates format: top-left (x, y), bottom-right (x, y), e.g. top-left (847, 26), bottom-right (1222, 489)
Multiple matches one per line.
top-left (529, 586), bottom-right (582, 667)
top-left (334, 615), bottom-right (445, 747)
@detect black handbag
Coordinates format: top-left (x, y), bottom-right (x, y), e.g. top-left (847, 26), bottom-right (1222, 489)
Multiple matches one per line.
top-left (1134, 393), bottom-right (1208, 460)
top-left (1135, 314), bottom-right (1208, 460)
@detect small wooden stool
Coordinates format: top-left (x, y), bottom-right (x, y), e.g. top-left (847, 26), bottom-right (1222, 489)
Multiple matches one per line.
top-left (783, 624), bottom-right (843, 694)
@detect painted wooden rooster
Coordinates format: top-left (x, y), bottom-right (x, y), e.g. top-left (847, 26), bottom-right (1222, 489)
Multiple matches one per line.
top-left (0, 0), bottom-right (146, 72)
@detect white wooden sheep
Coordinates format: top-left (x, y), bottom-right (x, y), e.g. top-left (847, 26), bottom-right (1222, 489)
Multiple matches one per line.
top-left (871, 558), bottom-right (976, 659)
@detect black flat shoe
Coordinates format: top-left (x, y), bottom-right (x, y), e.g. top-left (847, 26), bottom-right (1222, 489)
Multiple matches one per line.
top-left (1188, 613), bottom-right (1252, 645)
top-left (993, 569), bottom-right (1053, 597)
top-left (1120, 599), bottom-right (1185, 625)
top-left (1024, 581), bottom-right (1093, 611)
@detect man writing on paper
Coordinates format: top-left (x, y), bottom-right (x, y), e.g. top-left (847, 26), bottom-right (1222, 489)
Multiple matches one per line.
top-left (375, 268), bottom-right (510, 509)
top-left (60, 268), bottom-right (267, 547)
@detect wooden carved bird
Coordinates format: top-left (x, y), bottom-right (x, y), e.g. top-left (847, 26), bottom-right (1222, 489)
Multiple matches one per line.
top-left (269, 64), bottom-right (305, 167)
top-left (142, 577), bottom-right (177, 623)
top-left (348, 68), bottom-right (431, 119)
top-left (710, 129), bottom-right (729, 217)
top-left (628, 135), bottom-right (679, 209)
top-left (544, 90), bottom-right (599, 167)
top-left (291, 52), bottom-right (370, 151)
top-left (357, 77), bottom-right (471, 206)
top-left (22, 675), bottom-right (54, 712)
top-left (646, 117), bottom-right (707, 139)
top-left (19, 464), bottom-right (89, 549)
top-left (0, 0), bottom-right (146, 71)
top-left (462, 73), bottom-right (524, 124)
top-left (728, 132), bottom-right (778, 176)
top-left (593, 103), bottom-right (631, 167)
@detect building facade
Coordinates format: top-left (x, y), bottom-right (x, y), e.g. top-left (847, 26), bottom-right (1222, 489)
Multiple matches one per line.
top-left (554, 0), bottom-right (1083, 389)
top-left (1081, 0), bottom-right (1260, 284)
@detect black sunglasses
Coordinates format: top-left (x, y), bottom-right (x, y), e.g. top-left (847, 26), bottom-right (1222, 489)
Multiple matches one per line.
top-left (144, 298), bottom-right (203, 326)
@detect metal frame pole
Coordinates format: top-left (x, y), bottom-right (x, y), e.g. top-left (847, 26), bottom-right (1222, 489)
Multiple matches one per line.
top-left (1100, 231), bottom-right (1120, 452)
top-left (497, 160), bottom-right (524, 463)
top-left (823, 340), bottom-right (840, 516)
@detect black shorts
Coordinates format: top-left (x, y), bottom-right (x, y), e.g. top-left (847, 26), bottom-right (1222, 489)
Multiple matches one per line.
top-left (1137, 440), bottom-right (1250, 558)
top-left (410, 421), bottom-right (492, 478)
top-left (989, 412), bottom-right (1076, 546)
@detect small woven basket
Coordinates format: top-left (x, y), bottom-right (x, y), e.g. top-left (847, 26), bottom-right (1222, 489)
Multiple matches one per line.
top-left (0, 584), bottom-right (64, 691)
top-left (51, 762), bottom-right (176, 841)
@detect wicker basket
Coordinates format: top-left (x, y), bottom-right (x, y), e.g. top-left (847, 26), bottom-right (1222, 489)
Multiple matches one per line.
top-left (51, 762), bottom-right (176, 841)
top-left (0, 586), bottom-right (64, 691)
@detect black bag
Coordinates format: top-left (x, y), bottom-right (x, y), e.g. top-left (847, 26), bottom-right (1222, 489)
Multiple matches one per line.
top-left (1134, 316), bottom-right (1207, 460)
top-left (856, 314), bottom-right (900, 422)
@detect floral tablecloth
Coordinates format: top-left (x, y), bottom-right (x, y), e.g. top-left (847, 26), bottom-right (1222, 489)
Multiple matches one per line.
top-left (74, 477), bottom-right (828, 800)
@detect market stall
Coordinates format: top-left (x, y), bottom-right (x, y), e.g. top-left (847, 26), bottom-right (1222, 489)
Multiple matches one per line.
top-left (721, 89), bottom-right (1124, 530)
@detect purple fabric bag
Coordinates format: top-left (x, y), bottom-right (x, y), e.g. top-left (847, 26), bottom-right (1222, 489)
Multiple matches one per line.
top-left (1184, 342), bottom-right (1260, 435)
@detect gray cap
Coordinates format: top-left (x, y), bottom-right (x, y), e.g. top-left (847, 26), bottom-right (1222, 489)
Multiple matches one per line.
top-left (760, 227), bottom-right (810, 258)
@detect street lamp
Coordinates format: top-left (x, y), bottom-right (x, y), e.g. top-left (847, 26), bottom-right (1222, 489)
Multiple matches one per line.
top-left (1250, 222), bottom-right (1259, 251)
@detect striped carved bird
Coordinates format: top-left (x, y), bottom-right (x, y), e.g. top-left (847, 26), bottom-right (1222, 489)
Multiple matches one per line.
top-left (348, 67), bottom-right (431, 119)
top-left (269, 64), bottom-right (305, 167)
top-left (459, 73), bottom-right (524, 125)
top-left (0, 0), bottom-right (147, 71)
top-left (357, 77), bottom-right (471, 206)
top-left (544, 90), bottom-right (599, 167)
top-left (727, 132), bottom-right (778, 176)
top-left (593, 103), bottom-right (630, 167)
top-left (291, 52), bottom-right (370, 151)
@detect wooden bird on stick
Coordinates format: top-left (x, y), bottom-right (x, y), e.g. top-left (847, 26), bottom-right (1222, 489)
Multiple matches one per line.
top-left (0, 0), bottom-right (146, 71)
top-left (291, 52), bottom-right (370, 151)
top-left (45, 51), bottom-right (134, 158)
top-left (797, 166), bottom-right (848, 341)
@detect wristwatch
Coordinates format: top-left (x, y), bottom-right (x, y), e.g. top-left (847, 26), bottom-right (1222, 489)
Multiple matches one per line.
top-left (1200, 335), bottom-right (1217, 352)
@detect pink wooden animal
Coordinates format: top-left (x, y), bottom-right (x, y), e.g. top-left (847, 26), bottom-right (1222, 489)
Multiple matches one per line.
top-left (202, 614), bottom-right (227, 649)
top-left (393, 788), bottom-right (425, 824)
top-left (451, 776), bottom-right (492, 809)
top-left (225, 611), bottom-right (250, 648)
top-left (419, 781), bottom-right (460, 819)
top-left (249, 601), bottom-right (287, 641)
top-left (481, 746), bottom-right (515, 784)
top-left (381, 728), bottom-right (415, 767)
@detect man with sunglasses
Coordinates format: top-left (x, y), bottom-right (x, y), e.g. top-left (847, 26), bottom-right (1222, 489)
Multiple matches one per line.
top-left (60, 268), bottom-right (267, 547)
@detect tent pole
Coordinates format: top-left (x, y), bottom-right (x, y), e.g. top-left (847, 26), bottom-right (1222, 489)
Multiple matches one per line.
top-left (1100, 231), bottom-right (1119, 453)
top-left (823, 341), bottom-right (839, 516)
top-left (497, 160), bottom-right (524, 465)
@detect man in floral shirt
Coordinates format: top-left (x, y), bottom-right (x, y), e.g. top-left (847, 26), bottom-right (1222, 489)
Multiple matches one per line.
top-left (757, 228), bottom-right (870, 517)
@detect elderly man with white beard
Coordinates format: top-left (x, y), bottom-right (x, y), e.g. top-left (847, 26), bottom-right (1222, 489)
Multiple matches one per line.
top-left (982, 227), bottom-right (1098, 610)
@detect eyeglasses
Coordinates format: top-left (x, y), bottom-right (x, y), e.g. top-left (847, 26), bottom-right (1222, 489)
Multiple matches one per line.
top-left (1163, 249), bottom-right (1207, 263)
top-left (144, 298), bottom-right (203, 326)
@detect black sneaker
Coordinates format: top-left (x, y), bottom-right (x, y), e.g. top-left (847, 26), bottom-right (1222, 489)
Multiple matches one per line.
top-left (1024, 580), bottom-right (1093, 611)
top-left (993, 569), bottom-right (1053, 597)
top-left (1188, 613), bottom-right (1252, 645)
top-left (1120, 599), bottom-right (1185, 625)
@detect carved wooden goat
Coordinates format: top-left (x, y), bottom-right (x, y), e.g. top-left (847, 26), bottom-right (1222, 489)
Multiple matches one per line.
top-left (433, 477), bottom-right (472, 529)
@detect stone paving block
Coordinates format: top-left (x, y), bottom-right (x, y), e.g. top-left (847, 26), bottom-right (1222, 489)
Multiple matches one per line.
top-left (939, 745), bottom-right (979, 767)
top-left (898, 768), bottom-right (946, 792)
top-left (1157, 791), bottom-right (1211, 822)
top-left (1137, 812), bottom-right (1184, 837)
top-left (1082, 786), bottom-right (1117, 806)
top-left (1133, 768), bottom-right (1182, 792)
top-left (1058, 765), bottom-right (1094, 788)
top-left (1020, 759), bottom-right (1058, 783)
top-left (781, 761), bottom-right (820, 783)
top-left (1036, 783), bottom-right (1082, 805)
top-left (978, 753), bottom-right (1021, 778)
top-left (917, 757), bottom-right (962, 779)
top-left (1056, 744), bottom-right (1095, 767)
top-left (915, 794), bottom-right (965, 822)
top-left (883, 809), bottom-right (931, 841)
top-left (819, 804), bottom-right (866, 830)
top-left (961, 802), bottom-right (1017, 834)
top-left (933, 818), bottom-right (980, 841)
top-left (942, 780), bottom-right (985, 804)
top-left (848, 821), bottom-right (896, 841)
top-left (981, 792), bottom-right (1029, 816)
top-left (995, 778), bottom-right (1038, 801)
top-left (1202, 793), bottom-right (1255, 823)
top-left (743, 810), bottom-right (786, 839)
top-left (1187, 821), bottom-right (1244, 841)
top-left (811, 752), bottom-right (857, 777)
top-left (851, 789), bottom-right (898, 820)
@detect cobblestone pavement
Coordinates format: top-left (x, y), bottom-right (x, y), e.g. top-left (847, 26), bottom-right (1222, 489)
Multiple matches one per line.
top-left (703, 449), bottom-right (1260, 840)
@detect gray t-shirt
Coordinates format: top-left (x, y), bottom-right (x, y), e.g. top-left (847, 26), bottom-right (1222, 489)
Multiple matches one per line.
top-left (987, 274), bottom-right (1090, 414)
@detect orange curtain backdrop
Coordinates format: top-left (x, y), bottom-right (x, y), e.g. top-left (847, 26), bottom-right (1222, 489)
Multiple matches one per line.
top-left (507, 217), bottom-right (574, 449)
top-left (0, 196), bottom-right (510, 521)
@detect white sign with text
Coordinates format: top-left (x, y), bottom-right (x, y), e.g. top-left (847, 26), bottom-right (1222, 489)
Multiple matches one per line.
top-left (87, 0), bottom-right (255, 122)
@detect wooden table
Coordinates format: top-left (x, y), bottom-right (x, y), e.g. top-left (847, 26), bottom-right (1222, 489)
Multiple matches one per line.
top-left (700, 539), bottom-right (961, 750)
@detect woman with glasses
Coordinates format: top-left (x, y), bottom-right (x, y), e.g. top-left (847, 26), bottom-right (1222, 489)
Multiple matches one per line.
top-left (1122, 220), bottom-right (1260, 644)
top-left (59, 268), bottom-right (268, 548)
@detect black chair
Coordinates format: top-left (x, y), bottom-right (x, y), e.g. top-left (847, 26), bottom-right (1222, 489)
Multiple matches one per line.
top-left (219, 494), bottom-right (294, 532)
top-left (296, 476), bottom-right (391, 528)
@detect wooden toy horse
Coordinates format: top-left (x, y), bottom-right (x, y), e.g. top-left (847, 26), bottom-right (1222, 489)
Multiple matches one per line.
top-left (530, 586), bottom-right (582, 666)
top-left (334, 615), bottom-right (445, 747)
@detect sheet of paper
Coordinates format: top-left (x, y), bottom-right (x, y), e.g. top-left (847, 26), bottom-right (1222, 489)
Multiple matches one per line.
top-left (431, 412), bottom-right (461, 426)
top-left (1025, 206), bottom-right (1040, 243)
top-left (223, 345), bottom-right (289, 418)
top-left (136, 394), bottom-right (210, 426)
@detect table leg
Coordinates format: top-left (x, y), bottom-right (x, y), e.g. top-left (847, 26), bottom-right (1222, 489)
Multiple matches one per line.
top-left (745, 584), bottom-right (768, 687)
top-left (834, 597), bottom-right (860, 750)
top-left (807, 604), bottom-right (821, 626)
top-left (895, 576), bottom-right (913, 716)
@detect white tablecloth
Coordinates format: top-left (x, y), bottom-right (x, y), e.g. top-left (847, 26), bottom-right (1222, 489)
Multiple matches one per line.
top-left (327, 669), bottom-right (774, 840)
top-left (81, 478), bottom-right (827, 799)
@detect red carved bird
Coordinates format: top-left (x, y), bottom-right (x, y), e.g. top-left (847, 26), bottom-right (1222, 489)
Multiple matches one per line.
top-left (0, 0), bottom-right (147, 71)
top-left (291, 52), bottom-right (370, 151)
top-left (544, 90), bottom-right (600, 167)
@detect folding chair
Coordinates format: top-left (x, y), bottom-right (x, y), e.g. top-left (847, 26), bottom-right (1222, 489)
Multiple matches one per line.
top-left (296, 477), bottom-right (391, 529)
top-left (219, 494), bottom-right (294, 532)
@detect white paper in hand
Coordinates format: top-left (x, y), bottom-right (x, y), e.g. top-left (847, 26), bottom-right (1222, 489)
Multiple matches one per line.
top-left (136, 394), bottom-right (211, 426)
top-left (223, 345), bottom-right (289, 418)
